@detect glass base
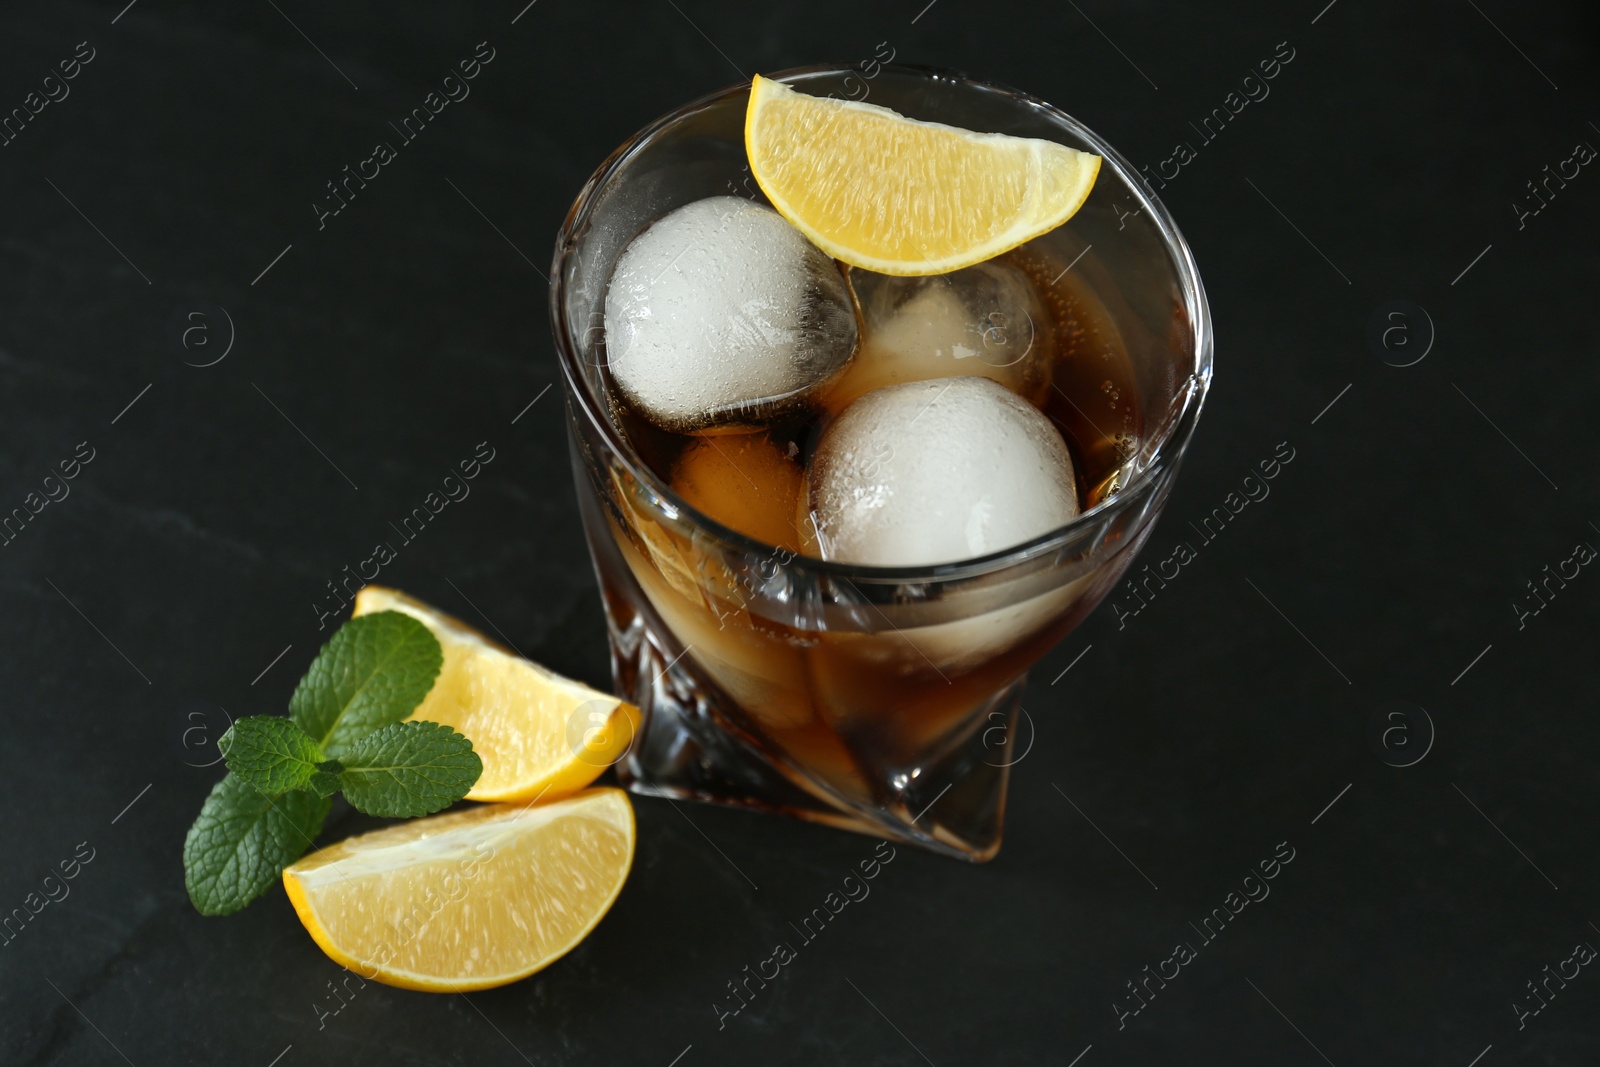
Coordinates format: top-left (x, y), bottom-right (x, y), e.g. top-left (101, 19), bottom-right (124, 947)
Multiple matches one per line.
top-left (598, 572), bottom-right (1022, 862)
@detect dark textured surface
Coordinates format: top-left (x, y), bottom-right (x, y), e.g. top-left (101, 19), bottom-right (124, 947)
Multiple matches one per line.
top-left (3, 1), bottom-right (1598, 1064)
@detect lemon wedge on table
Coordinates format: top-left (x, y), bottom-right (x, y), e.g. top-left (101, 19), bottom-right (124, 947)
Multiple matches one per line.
top-left (352, 586), bottom-right (640, 804)
top-left (745, 74), bottom-right (1101, 276)
top-left (283, 789), bottom-right (636, 991)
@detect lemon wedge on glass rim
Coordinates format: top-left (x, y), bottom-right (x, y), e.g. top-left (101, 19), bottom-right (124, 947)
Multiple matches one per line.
top-left (744, 73), bottom-right (1101, 276)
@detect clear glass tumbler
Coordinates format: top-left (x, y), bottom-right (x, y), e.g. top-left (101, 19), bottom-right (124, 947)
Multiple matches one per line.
top-left (550, 64), bottom-right (1212, 860)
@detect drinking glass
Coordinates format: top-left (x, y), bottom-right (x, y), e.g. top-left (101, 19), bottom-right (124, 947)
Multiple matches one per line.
top-left (550, 64), bottom-right (1212, 860)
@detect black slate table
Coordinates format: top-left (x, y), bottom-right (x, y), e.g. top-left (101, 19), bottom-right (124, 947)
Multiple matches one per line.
top-left (3, 1), bottom-right (1598, 1064)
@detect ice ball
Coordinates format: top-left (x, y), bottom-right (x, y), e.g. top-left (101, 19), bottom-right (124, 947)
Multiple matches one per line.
top-left (604, 196), bottom-right (858, 433)
top-left (806, 376), bottom-right (1080, 566)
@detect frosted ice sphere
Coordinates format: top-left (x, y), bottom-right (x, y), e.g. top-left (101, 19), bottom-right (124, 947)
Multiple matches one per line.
top-left (824, 259), bottom-right (1055, 412)
top-left (604, 196), bottom-right (858, 433)
top-left (806, 376), bottom-right (1079, 566)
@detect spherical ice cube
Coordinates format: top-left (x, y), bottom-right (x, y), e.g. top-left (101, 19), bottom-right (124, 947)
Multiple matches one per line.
top-left (822, 258), bottom-right (1055, 414)
top-left (604, 196), bottom-right (858, 434)
top-left (806, 376), bottom-right (1080, 566)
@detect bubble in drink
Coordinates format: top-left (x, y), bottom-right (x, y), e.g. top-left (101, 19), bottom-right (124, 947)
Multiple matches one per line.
top-left (604, 196), bottom-right (858, 433)
top-left (805, 376), bottom-right (1079, 567)
top-left (823, 258), bottom-right (1055, 413)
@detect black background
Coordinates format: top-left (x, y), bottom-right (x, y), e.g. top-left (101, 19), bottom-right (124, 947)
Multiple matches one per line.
top-left (3, 1), bottom-right (1598, 1064)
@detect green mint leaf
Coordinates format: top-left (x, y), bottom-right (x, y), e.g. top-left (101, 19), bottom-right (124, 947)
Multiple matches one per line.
top-left (289, 611), bottom-right (443, 757)
top-left (220, 716), bottom-right (324, 796)
top-left (183, 774), bottom-right (330, 915)
top-left (336, 721), bottom-right (482, 818)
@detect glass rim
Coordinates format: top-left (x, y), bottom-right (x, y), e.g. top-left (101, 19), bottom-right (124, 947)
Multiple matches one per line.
top-left (550, 61), bottom-right (1214, 584)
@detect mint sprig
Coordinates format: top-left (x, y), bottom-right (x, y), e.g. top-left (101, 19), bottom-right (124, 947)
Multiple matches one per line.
top-left (183, 611), bottom-right (481, 916)
top-left (221, 714), bottom-right (482, 819)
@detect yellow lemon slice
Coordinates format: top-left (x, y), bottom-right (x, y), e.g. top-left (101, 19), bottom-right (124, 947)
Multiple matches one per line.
top-left (352, 586), bottom-right (639, 803)
top-left (283, 789), bottom-right (635, 991)
top-left (745, 74), bottom-right (1101, 276)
